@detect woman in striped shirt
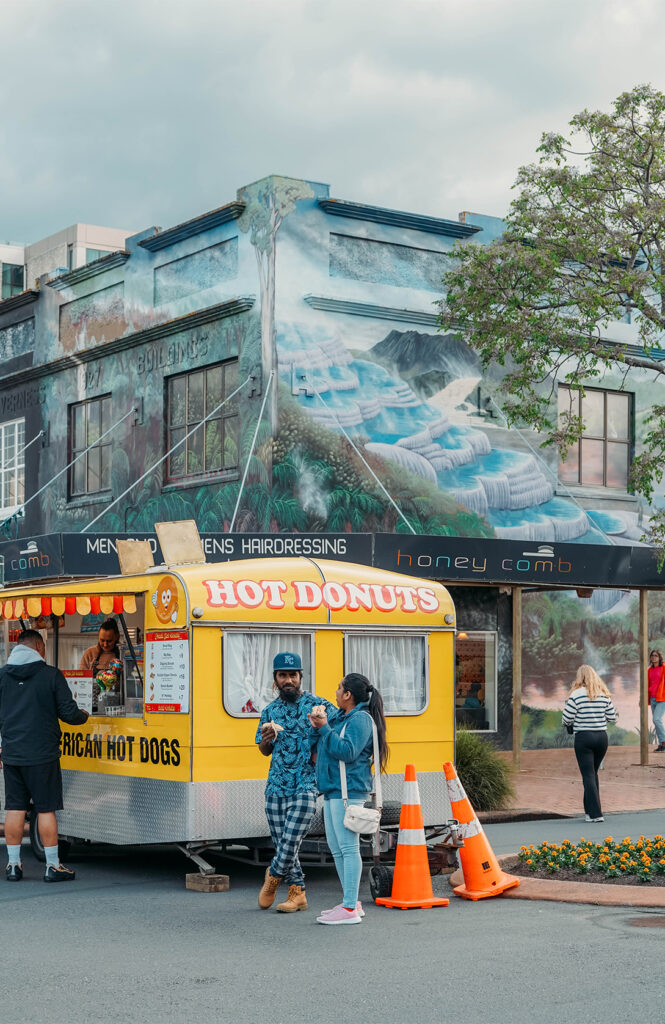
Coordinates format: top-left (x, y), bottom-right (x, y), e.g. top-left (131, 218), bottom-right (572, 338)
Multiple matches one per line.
top-left (562, 665), bottom-right (617, 823)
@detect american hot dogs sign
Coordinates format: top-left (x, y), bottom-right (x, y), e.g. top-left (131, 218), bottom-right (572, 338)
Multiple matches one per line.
top-left (202, 577), bottom-right (441, 614)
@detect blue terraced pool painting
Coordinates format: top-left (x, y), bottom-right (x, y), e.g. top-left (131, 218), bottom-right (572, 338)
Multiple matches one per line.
top-left (277, 322), bottom-right (639, 545)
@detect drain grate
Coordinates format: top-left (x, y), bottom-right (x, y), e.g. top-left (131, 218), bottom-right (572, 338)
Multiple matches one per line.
top-left (627, 916), bottom-right (665, 928)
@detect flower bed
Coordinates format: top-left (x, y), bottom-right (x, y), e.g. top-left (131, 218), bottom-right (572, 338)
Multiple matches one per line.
top-left (517, 836), bottom-right (665, 886)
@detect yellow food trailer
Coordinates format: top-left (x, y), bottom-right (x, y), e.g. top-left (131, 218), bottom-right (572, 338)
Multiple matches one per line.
top-left (0, 550), bottom-right (456, 879)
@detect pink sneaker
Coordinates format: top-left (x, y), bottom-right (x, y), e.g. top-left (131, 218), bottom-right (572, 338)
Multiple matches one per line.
top-left (319, 902), bottom-right (365, 919)
top-left (316, 905), bottom-right (361, 925)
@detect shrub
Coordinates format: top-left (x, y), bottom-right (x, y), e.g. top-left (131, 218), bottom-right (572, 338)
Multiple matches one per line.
top-left (455, 728), bottom-right (515, 811)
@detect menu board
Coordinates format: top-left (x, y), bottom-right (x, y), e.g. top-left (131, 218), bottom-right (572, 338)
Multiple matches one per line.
top-left (63, 670), bottom-right (94, 715)
top-left (144, 630), bottom-right (190, 713)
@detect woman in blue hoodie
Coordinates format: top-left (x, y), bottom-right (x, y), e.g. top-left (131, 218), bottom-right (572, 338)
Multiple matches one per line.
top-left (308, 672), bottom-right (388, 925)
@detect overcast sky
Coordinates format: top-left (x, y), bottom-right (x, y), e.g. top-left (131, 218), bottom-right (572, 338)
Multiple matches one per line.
top-left (2, 0), bottom-right (665, 243)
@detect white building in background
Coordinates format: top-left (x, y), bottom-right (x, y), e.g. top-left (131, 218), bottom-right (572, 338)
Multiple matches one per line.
top-left (0, 241), bottom-right (25, 300)
top-left (1, 223), bottom-right (134, 299)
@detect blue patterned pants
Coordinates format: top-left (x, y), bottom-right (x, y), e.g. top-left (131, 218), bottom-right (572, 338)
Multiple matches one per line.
top-left (265, 791), bottom-right (317, 887)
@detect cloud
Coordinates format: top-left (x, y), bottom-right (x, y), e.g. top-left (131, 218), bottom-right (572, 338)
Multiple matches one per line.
top-left (3, 0), bottom-right (665, 241)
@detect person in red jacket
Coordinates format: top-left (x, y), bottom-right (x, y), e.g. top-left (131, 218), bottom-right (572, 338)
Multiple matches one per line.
top-left (648, 649), bottom-right (665, 753)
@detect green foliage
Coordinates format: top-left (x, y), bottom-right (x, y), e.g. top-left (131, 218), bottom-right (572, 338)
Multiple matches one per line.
top-left (455, 727), bottom-right (515, 811)
top-left (440, 84), bottom-right (665, 554)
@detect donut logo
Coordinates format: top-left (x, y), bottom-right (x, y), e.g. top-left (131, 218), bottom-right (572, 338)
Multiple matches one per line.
top-left (152, 575), bottom-right (179, 624)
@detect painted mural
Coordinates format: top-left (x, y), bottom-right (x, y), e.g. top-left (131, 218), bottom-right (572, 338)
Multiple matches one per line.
top-left (266, 176), bottom-right (662, 545)
top-left (521, 588), bottom-right (665, 748)
top-left (1, 173), bottom-right (663, 547)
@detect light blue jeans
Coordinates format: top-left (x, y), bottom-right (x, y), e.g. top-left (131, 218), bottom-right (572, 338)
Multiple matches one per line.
top-left (323, 798), bottom-right (364, 910)
top-left (651, 698), bottom-right (665, 745)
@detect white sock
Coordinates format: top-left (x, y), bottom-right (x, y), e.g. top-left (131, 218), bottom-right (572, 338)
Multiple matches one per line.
top-left (6, 844), bottom-right (21, 866)
top-left (44, 845), bottom-right (59, 869)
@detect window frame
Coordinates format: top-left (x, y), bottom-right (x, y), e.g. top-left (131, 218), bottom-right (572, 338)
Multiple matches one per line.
top-left (85, 248), bottom-right (110, 264)
top-left (222, 629), bottom-right (316, 719)
top-left (1, 262), bottom-right (24, 299)
top-left (343, 631), bottom-right (429, 716)
top-left (0, 417), bottom-right (25, 513)
top-left (165, 359), bottom-right (240, 484)
top-left (455, 630), bottom-right (498, 733)
top-left (557, 384), bottom-right (633, 490)
top-left (68, 394), bottom-right (113, 500)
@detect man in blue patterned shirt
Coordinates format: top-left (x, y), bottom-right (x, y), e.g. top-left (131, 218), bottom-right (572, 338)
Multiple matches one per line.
top-left (256, 652), bottom-right (333, 913)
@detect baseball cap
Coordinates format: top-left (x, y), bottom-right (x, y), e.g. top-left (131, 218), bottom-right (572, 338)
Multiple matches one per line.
top-left (273, 651), bottom-right (302, 671)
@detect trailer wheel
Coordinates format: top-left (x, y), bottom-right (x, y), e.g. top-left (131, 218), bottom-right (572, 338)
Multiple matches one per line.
top-left (29, 808), bottom-right (72, 863)
top-left (369, 864), bottom-right (393, 902)
top-left (379, 802), bottom-right (402, 826)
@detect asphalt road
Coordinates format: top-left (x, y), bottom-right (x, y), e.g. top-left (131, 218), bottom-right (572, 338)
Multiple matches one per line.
top-left (2, 810), bottom-right (665, 1024)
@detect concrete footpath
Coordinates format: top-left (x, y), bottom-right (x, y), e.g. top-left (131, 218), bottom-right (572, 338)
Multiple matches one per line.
top-left (498, 744), bottom-right (665, 817)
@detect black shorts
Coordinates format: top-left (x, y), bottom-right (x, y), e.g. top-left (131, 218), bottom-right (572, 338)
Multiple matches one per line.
top-left (3, 760), bottom-right (64, 813)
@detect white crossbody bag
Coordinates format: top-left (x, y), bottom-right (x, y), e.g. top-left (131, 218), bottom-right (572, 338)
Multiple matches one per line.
top-left (339, 713), bottom-right (383, 835)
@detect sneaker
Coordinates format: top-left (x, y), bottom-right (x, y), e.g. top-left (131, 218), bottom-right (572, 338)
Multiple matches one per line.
top-left (316, 905), bottom-right (361, 925)
top-left (655, 744), bottom-right (665, 753)
top-left (591, 816), bottom-right (604, 823)
top-left (319, 902), bottom-right (365, 919)
top-left (44, 864), bottom-right (75, 883)
top-left (5, 864), bottom-right (22, 881)
top-left (585, 814), bottom-right (592, 822)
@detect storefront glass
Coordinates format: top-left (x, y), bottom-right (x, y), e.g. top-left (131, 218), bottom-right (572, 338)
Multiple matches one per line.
top-left (455, 631), bottom-right (497, 731)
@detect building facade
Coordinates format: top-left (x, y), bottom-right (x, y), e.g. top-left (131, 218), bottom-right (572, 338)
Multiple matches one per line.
top-left (1, 175), bottom-right (663, 749)
top-left (1, 222), bottom-right (133, 301)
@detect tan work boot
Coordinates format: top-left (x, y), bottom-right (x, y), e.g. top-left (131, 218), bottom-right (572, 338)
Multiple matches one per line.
top-left (258, 867), bottom-right (283, 909)
top-left (276, 885), bottom-right (308, 913)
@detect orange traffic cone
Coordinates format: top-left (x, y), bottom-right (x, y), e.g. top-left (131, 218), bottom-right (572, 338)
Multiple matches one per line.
top-left (376, 764), bottom-right (449, 910)
top-left (443, 761), bottom-right (519, 900)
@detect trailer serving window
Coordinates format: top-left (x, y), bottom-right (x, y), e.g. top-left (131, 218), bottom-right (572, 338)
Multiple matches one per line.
top-left (344, 633), bottom-right (427, 714)
top-left (44, 600), bottom-right (145, 718)
top-left (223, 631), bottom-right (314, 716)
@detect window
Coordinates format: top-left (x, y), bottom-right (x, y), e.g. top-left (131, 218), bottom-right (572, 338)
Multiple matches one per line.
top-left (455, 632), bottom-right (497, 731)
top-left (167, 361), bottom-right (239, 481)
top-left (557, 385), bottom-right (632, 489)
top-left (344, 634), bottom-right (427, 714)
top-left (85, 248), bottom-right (110, 264)
top-left (1, 263), bottom-right (24, 299)
top-left (0, 418), bottom-right (25, 511)
top-left (69, 395), bottom-right (112, 497)
top-left (223, 632), bottom-right (313, 716)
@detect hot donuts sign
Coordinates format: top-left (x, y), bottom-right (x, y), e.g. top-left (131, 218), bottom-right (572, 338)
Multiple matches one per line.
top-left (202, 577), bottom-right (441, 615)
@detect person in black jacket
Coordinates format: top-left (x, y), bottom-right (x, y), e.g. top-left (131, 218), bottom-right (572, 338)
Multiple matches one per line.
top-left (0, 629), bottom-right (89, 882)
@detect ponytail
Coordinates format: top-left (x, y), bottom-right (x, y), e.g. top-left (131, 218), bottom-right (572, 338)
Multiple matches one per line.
top-left (341, 672), bottom-right (390, 772)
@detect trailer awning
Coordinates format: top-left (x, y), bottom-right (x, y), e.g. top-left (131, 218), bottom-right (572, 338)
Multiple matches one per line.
top-left (3, 594), bottom-right (137, 619)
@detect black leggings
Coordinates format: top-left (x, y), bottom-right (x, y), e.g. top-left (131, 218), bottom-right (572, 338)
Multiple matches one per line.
top-left (574, 730), bottom-right (608, 819)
